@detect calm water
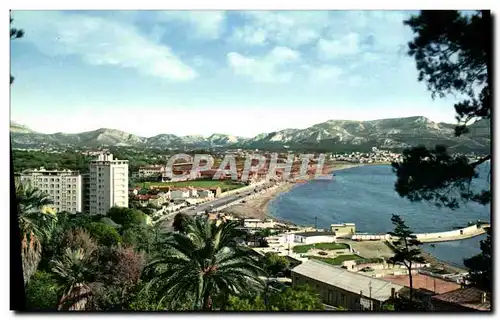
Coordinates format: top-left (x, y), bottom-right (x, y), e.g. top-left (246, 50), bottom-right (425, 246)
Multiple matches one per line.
top-left (268, 164), bottom-right (491, 267)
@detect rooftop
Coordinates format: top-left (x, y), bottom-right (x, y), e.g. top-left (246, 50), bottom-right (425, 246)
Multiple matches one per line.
top-left (382, 274), bottom-right (461, 295)
top-left (292, 259), bottom-right (404, 302)
top-left (22, 168), bottom-right (80, 175)
top-left (295, 231), bottom-right (337, 237)
top-left (431, 287), bottom-right (491, 311)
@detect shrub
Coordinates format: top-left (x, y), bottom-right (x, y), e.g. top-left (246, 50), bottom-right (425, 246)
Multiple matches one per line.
top-left (25, 271), bottom-right (59, 311)
top-left (85, 222), bottom-right (121, 246)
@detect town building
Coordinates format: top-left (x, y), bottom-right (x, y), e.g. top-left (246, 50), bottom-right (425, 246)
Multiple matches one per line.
top-left (81, 173), bottom-right (90, 214)
top-left (88, 153), bottom-right (129, 215)
top-left (291, 259), bottom-right (405, 310)
top-left (170, 189), bottom-right (191, 200)
top-left (19, 168), bottom-right (82, 213)
top-left (138, 165), bottom-right (165, 177)
top-left (243, 218), bottom-right (278, 229)
top-left (294, 231), bottom-right (337, 244)
top-left (210, 187), bottom-right (222, 198)
top-left (330, 223), bottom-right (356, 237)
top-left (430, 287), bottom-right (491, 311)
top-left (197, 189), bottom-right (214, 199)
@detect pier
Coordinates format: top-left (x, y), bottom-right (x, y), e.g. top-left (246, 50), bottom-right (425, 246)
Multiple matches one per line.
top-left (351, 224), bottom-right (490, 243)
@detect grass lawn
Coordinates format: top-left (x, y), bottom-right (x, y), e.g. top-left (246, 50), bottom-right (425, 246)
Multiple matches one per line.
top-left (140, 180), bottom-right (245, 192)
top-left (308, 254), bottom-right (365, 265)
top-left (292, 243), bottom-right (349, 254)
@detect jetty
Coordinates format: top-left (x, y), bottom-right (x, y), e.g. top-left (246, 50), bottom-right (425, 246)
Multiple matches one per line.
top-left (351, 223), bottom-right (490, 244)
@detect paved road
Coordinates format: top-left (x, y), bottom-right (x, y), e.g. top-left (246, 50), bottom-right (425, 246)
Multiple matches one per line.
top-left (157, 182), bottom-right (275, 230)
top-left (183, 182), bottom-right (275, 215)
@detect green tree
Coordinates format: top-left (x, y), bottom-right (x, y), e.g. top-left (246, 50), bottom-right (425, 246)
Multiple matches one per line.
top-left (121, 224), bottom-right (158, 254)
top-left (84, 222), bottom-right (121, 247)
top-left (10, 16), bottom-right (24, 84)
top-left (463, 227), bottom-right (491, 292)
top-left (107, 207), bottom-right (147, 228)
top-left (127, 281), bottom-right (168, 311)
top-left (172, 212), bottom-right (191, 233)
top-left (225, 285), bottom-right (324, 311)
top-left (393, 10), bottom-right (491, 209)
top-left (225, 294), bottom-right (266, 311)
top-left (15, 182), bottom-right (57, 283)
top-left (25, 271), bottom-right (59, 311)
top-left (388, 215), bottom-right (425, 304)
top-left (394, 9), bottom-right (492, 294)
top-left (63, 228), bottom-right (99, 257)
top-left (263, 252), bottom-right (289, 276)
top-left (144, 217), bottom-right (265, 311)
top-left (51, 248), bottom-right (97, 310)
top-left (90, 246), bottom-right (145, 311)
top-left (267, 285), bottom-right (324, 311)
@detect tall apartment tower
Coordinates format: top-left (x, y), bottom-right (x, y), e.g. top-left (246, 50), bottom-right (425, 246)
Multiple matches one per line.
top-left (19, 168), bottom-right (82, 213)
top-left (88, 153), bottom-right (128, 215)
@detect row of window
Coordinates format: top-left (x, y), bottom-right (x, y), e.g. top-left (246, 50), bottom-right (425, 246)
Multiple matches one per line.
top-left (53, 195), bottom-right (78, 200)
top-left (37, 184), bottom-right (78, 189)
top-left (54, 201), bottom-right (78, 206)
top-left (35, 177), bottom-right (78, 183)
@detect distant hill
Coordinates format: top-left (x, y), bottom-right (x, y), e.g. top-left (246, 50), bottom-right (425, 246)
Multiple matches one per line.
top-left (9, 116), bottom-right (491, 153)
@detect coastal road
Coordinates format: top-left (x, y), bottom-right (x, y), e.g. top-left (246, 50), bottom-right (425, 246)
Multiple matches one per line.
top-left (183, 182), bottom-right (275, 215)
top-left (157, 182), bottom-right (275, 230)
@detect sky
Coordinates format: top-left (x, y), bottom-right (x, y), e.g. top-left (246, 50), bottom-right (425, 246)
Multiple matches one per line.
top-left (10, 10), bottom-right (462, 138)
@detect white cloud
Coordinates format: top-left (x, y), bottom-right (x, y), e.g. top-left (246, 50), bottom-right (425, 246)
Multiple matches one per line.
top-left (14, 11), bottom-right (197, 81)
top-left (232, 11), bottom-right (330, 48)
top-left (230, 25), bottom-right (268, 46)
top-left (305, 65), bottom-right (343, 83)
top-left (227, 46), bottom-right (301, 83)
top-left (316, 33), bottom-right (361, 60)
top-left (156, 11), bottom-right (226, 40)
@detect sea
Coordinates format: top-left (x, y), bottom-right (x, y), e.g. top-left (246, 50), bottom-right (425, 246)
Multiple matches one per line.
top-left (268, 164), bottom-right (491, 267)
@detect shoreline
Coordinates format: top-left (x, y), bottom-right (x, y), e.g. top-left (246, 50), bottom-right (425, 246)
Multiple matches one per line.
top-left (223, 161), bottom-right (471, 274)
top-left (223, 162), bottom-right (370, 221)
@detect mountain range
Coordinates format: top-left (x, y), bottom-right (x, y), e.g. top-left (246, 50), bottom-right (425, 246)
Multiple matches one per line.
top-left (10, 117), bottom-right (491, 153)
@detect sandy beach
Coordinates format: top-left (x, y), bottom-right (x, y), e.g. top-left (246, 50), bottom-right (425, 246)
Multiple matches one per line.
top-left (223, 162), bottom-right (367, 220)
top-left (222, 182), bottom-right (296, 219)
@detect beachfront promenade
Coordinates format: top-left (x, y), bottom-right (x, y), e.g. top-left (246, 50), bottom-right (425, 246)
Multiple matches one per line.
top-left (351, 224), bottom-right (490, 243)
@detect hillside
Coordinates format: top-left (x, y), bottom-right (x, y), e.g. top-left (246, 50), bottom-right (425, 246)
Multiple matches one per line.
top-left (10, 116), bottom-right (491, 153)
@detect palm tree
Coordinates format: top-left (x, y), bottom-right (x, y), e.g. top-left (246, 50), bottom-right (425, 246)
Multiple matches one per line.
top-left (51, 248), bottom-right (95, 311)
top-left (15, 181), bottom-right (57, 284)
top-left (145, 217), bottom-right (266, 311)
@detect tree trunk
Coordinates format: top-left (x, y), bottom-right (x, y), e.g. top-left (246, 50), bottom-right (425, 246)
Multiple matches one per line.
top-left (408, 264), bottom-right (413, 304)
top-left (202, 292), bottom-right (212, 311)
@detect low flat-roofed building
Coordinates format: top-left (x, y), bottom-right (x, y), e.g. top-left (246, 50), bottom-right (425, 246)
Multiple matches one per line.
top-left (431, 287), bottom-right (491, 311)
top-left (330, 223), bottom-right (356, 237)
top-left (291, 259), bottom-right (404, 310)
top-left (294, 231), bottom-right (337, 244)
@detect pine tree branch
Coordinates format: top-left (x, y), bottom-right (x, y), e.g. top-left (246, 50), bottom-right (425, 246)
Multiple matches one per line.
top-left (470, 154), bottom-right (491, 168)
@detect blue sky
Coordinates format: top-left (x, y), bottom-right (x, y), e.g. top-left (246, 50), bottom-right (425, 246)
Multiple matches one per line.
top-left (10, 10), bottom-right (461, 137)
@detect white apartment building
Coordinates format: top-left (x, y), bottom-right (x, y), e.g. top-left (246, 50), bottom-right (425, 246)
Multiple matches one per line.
top-left (19, 168), bottom-right (82, 213)
top-left (88, 153), bottom-right (129, 215)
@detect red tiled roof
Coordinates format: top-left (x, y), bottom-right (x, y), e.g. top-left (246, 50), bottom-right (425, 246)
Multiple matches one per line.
top-left (383, 274), bottom-right (460, 295)
top-left (431, 287), bottom-right (491, 311)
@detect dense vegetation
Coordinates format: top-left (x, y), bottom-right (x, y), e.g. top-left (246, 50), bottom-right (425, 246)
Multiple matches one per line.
top-left (12, 150), bottom-right (92, 173)
top-left (12, 148), bottom-right (172, 175)
top-left (16, 182), bottom-right (325, 311)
